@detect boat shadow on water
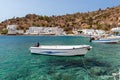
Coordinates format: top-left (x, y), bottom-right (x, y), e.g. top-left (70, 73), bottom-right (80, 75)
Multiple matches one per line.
top-left (44, 57), bottom-right (113, 76)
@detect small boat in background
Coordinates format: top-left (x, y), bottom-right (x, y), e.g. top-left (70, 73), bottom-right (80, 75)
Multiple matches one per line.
top-left (89, 36), bottom-right (119, 44)
top-left (30, 45), bottom-right (92, 56)
top-left (91, 39), bottom-right (119, 44)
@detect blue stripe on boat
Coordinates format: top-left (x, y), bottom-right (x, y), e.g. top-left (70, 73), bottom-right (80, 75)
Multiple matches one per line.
top-left (41, 51), bottom-right (65, 54)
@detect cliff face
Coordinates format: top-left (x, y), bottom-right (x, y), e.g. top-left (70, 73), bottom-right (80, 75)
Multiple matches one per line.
top-left (0, 6), bottom-right (120, 31)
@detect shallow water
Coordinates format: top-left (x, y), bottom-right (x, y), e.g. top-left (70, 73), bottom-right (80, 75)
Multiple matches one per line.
top-left (0, 36), bottom-right (120, 80)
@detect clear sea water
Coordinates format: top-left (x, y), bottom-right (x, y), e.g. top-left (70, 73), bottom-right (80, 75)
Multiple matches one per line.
top-left (0, 36), bottom-right (120, 80)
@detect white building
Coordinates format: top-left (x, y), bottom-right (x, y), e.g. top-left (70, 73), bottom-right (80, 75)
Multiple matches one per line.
top-left (16, 30), bottom-right (24, 35)
top-left (7, 25), bottom-right (24, 35)
top-left (7, 25), bottom-right (17, 35)
top-left (111, 27), bottom-right (120, 32)
top-left (81, 29), bottom-right (105, 36)
top-left (25, 26), bottom-right (65, 35)
top-left (25, 27), bottom-right (43, 35)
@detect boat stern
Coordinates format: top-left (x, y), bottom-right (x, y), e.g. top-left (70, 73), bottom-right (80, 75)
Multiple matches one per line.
top-left (87, 46), bottom-right (92, 50)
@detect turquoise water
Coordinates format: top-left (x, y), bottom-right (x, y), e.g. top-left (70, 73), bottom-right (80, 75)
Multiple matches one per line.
top-left (0, 36), bottom-right (120, 80)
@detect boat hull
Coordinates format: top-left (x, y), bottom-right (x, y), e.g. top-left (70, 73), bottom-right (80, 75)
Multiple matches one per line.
top-left (92, 40), bottom-right (119, 44)
top-left (30, 45), bottom-right (92, 56)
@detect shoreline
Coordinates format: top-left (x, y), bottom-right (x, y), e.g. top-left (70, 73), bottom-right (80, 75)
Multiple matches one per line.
top-left (0, 34), bottom-right (90, 37)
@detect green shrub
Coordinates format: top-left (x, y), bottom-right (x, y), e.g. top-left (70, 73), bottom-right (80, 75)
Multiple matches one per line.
top-left (1, 28), bottom-right (8, 34)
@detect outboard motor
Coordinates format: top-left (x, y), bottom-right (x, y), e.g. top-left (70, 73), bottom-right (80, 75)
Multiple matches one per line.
top-left (89, 37), bottom-right (95, 42)
top-left (34, 42), bottom-right (40, 47)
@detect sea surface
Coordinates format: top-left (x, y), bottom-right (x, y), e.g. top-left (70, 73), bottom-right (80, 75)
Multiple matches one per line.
top-left (0, 36), bottom-right (120, 80)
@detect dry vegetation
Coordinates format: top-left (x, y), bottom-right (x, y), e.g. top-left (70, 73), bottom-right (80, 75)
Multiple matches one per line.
top-left (0, 6), bottom-right (120, 32)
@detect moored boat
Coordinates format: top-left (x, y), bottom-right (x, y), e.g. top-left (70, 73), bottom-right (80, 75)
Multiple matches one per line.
top-left (89, 36), bottom-right (119, 44)
top-left (30, 45), bottom-right (92, 56)
top-left (91, 39), bottom-right (119, 44)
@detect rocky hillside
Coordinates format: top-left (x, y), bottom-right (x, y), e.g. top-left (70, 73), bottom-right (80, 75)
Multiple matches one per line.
top-left (0, 6), bottom-right (120, 32)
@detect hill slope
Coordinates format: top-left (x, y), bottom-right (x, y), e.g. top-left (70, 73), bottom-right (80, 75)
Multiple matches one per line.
top-left (0, 6), bottom-right (120, 32)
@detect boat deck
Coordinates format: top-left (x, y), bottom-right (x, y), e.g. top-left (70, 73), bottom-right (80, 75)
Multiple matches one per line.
top-left (32, 45), bottom-right (91, 50)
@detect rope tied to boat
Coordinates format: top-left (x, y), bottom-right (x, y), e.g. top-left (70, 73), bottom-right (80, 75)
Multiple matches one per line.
top-left (81, 57), bottom-right (92, 79)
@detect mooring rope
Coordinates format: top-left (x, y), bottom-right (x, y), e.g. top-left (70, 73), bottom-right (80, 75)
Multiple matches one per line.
top-left (81, 57), bottom-right (92, 80)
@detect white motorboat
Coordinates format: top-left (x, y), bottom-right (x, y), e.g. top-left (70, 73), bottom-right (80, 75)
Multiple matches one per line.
top-left (91, 39), bottom-right (119, 44)
top-left (89, 36), bottom-right (119, 44)
top-left (30, 45), bottom-right (92, 56)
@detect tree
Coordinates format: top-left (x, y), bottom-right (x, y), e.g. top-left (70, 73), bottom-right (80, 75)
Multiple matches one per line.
top-left (1, 28), bottom-right (8, 34)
